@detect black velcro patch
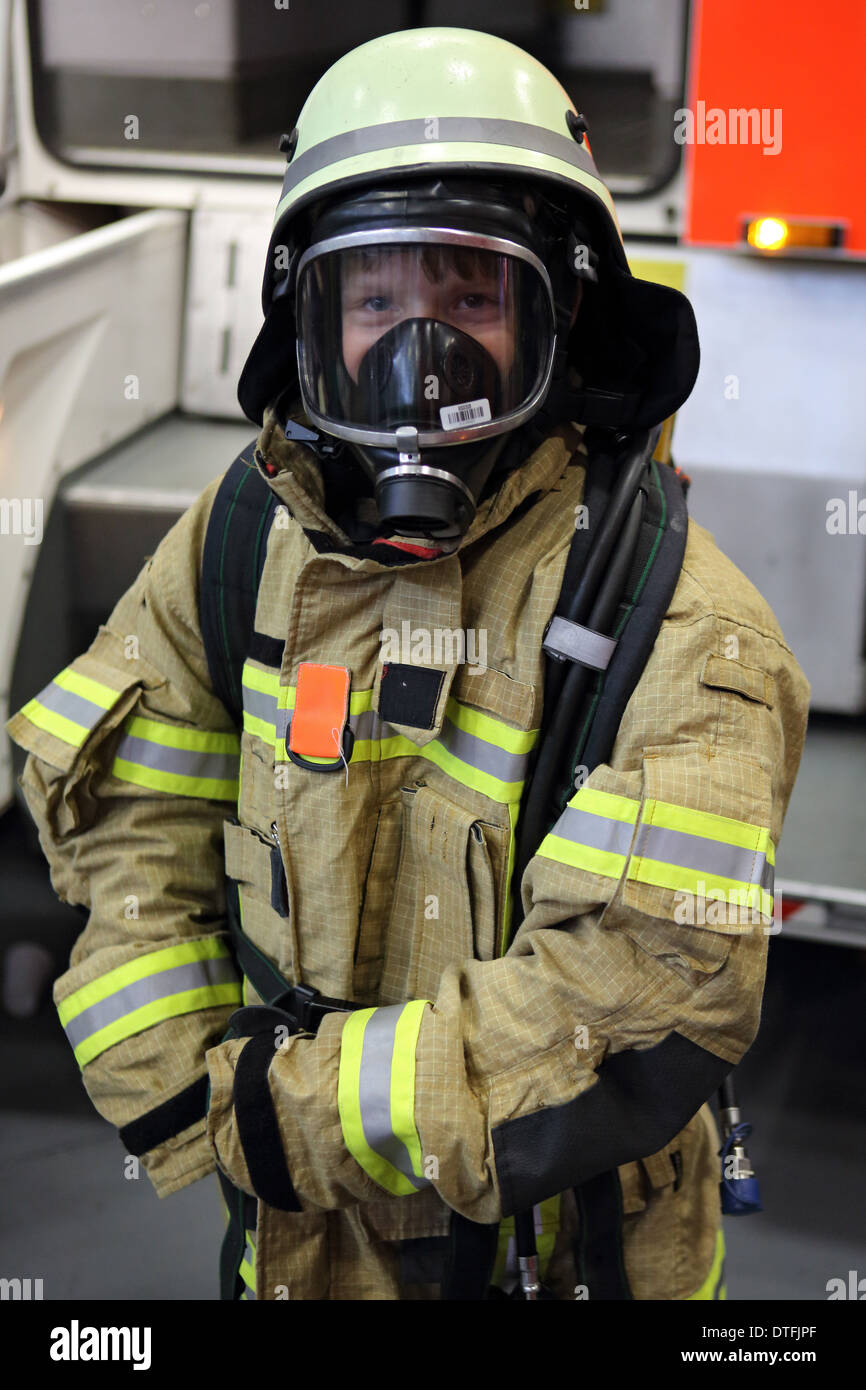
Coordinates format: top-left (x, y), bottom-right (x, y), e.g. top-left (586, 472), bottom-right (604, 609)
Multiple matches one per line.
top-left (378, 663), bottom-right (445, 730)
top-left (233, 1032), bottom-right (302, 1212)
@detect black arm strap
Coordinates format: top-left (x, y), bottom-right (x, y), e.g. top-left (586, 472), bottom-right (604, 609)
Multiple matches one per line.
top-left (579, 456), bottom-right (688, 772)
top-left (119, 1074), bottom-right (210, 1157)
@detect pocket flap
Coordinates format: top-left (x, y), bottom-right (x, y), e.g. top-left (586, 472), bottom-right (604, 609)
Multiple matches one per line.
top-left (619, 1141), bottom-right (678, 1215)
top-left (701, 653), bottom-right (775, 708)
top-left (6, 638), bottom-right (165, 774)
top-left (451, 663), bottom-right (538, 729)
top-left (640, 1143), bottom-right (679, 1190)
top-left (224, 818), bottom-right (274, 887)
top-left (622, 742), bottom-right (775, 936)
top-left (618, 1160), bottom-right (646, 1215)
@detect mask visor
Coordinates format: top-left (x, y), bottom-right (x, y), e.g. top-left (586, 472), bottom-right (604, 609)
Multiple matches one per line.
top-left (296, 230), bottom-right (556, 446)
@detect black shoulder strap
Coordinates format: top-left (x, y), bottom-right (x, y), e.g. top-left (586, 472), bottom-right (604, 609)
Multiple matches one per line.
top-left (545, 449), bottom-right (689, 1304)
top-left (534, 444), bottom-right (688, 809)
top-left (200, 444), bottom-right (280, 727)
top-left (576, 454), bottom-right (688, 779)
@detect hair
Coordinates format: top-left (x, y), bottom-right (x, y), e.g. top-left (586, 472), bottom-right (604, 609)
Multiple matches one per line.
top-left (344, 243), bottom-right (499, 283)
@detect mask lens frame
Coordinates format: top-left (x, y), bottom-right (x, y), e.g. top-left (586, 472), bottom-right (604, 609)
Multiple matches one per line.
top-left (295, 227), bottom-right (557, 449)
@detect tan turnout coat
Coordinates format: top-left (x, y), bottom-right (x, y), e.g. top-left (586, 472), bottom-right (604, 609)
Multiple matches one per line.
top-left (8, 410), bottom-right (810, 1299)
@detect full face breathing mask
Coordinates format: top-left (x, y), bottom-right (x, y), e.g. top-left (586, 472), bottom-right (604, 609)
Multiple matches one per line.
top-left (290, 220), bottom-right (561, 537)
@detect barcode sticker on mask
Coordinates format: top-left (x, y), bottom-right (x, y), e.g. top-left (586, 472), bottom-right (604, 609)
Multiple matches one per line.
top-left (439, 398), bottom-right (492, 430)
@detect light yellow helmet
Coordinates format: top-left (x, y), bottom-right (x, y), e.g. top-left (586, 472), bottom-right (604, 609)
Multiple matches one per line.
top-left (239, 27), bottom-right (698, 449)
top-left (270, 26), bottom-right (621, 252)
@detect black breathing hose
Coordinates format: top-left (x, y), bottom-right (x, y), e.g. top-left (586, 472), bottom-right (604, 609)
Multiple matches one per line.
top-left (506, 425), bottom-right (659, 1296)
top-left (508, 428), bottom-right (657, 949)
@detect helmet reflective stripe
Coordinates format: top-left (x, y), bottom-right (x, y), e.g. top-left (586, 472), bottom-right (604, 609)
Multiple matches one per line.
top-left (271, 28), bottom-right (620, 237)
top-left (273, 115), bottom-right (619, 245)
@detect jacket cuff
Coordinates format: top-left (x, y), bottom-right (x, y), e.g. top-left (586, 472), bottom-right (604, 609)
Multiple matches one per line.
top-left (205, 1038), bottom-right (257, 1198)
top-left (110, 1071), bottom-right (219, 1199)
top-left (205, 1016), bottom-right (388, 1212)
top-left (139, 1117), bottom-right (218, 1198)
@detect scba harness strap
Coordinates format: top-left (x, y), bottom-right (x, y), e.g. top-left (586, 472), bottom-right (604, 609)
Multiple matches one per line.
top-left (186, 430), bottom-right (687, 1300)
top-left (199, 446), bottom-right (280, 728)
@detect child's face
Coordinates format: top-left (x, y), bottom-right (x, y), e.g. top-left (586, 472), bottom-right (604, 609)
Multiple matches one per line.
top-left (340, 247), bottom-right (518, 384)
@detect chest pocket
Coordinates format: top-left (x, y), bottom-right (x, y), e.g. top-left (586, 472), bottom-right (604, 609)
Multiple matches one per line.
top-left (224, 818), bottom-right (298, 996)
top-left (376, 784), bottom-right (511, 1007)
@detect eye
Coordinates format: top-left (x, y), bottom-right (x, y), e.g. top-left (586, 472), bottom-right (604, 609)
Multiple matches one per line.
top-left (364, 294), bottom-right (393, 311)
top-left (455, 291), bottom-right (498, 312)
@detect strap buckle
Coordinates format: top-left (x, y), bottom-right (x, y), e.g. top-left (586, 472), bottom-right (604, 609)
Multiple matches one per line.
top-left (287, 725), bottom-right (355, 773)
top-left (288, 983), bottom-right (321, 1033)
top-left (542, 614), bottom-right (617, 672)
top-left (272, 982), bottom-right (356, 1034)
top-left (269, 982), bottom-right (319, 1033)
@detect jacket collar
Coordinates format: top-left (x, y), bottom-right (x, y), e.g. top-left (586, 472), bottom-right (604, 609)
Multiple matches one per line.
top-left (253, 406), bottom-right (585, 558)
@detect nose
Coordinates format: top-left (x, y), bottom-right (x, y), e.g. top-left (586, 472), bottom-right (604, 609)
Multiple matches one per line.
top-left (408, 286), bottom-right (443, 321)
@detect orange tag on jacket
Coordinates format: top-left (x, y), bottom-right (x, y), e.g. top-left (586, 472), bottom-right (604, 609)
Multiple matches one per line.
top-left (289, 663), bottom-right (351, 758)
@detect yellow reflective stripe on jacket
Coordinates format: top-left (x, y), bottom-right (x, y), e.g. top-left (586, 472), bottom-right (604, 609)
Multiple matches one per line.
top-left (217, 1200), bottom-right (258, 1299)
top-left (111, 715), bottom-right (240, 800)
top-left (17, 666), bottom-right (129, 749)
top-left (337, 1002), bottom-right (430, 1198)
top-left (632, 799), bottom-right (775, 915)
top-left (240, 662), bottom-right (279, 745)
top-left (56, 939), bottom-right (241, 1067)
top-left (538, 783), bottom-right (774, 914)
top-left (241, 660), bottom-right (530, 947)
top-left (419, 706), bottom-right (532, 803)
top-left (239, 1232), bottom-right (257, 1299)
top-left (537, 786), bottom-right (640, 877)
top-left (685, 1227), bottom-right (726, 1300)
top-left (446, 699), bottom-right (535, 756)
top-left (241, 662), bottom-right (536, 804)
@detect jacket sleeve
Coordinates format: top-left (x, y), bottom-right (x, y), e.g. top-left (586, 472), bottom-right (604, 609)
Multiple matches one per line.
top-left (6, 473), bottom-right (243, 1198)
top-left (204, 531), bottom-right (812, 1223)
